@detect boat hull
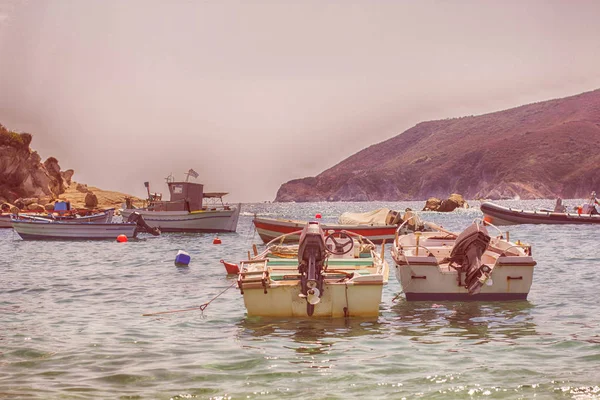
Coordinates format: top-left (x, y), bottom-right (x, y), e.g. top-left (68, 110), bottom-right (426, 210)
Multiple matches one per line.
top-left (12, 220), bottom-right (137, 240)
top-left (0, 215), bottom-right (13, 228)
top-left (0, 209), bottom-right (114, 228)
top-left (121, 204), bottom-right (241, 233)
top-left (253, 217), bottom-right (396, 244)
top-left (393, 263), bottom-right (534, 301)
top-left (392, 225), bottom-right (536, 302)
top-left (241, 282), bottom-right (384, 318)
top-left (481, 202), bottom-right (600, 225)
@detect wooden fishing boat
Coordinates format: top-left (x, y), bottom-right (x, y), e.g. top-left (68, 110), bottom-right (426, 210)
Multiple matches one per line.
top-left (120, 171), bottom-right (240, 233)
top-left (253, 208), bottom-right (429, 244)
top-left (11, 212), bottom-right (159, 240)
top-left (391, 220), bottom-right (536, 301)
top-left (234, 221), bottom-right (389, 318)
top-left (481, 201), bottom-right (600, 225)
top-left (0, 208), bottom-right (114, 228)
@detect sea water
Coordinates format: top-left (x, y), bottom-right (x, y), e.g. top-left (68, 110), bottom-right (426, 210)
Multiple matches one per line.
top-left (1, 200), bottom-right (599, 399)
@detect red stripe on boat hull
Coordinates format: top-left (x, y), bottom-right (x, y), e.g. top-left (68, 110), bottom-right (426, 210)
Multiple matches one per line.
top-left (253, 218), bottom-right (396, 244)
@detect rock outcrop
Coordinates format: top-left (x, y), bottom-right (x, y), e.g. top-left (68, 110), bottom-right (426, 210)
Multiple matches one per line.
top-left (85, 192), bottom-right (99, 208)
top-left (0, 124), bottom-right (69, 204)
top-left (275, 89), bottom-right (600, 201)
top-left (423, 194), bottom-right (468, 212)
top-left (1, 123), bottom-right (143, 210)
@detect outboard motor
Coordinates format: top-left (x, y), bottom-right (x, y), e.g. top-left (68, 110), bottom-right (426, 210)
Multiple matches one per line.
top-left (127, 212), bottom-right (161, 236)
top-left (449, 222), bottom-right (491, 295)
top-left (297, 222), bottom-right (328, 316)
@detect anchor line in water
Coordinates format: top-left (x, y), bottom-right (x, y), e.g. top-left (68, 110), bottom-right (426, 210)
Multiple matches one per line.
top-left (142, 281), bottom-right (237, 317)
top-left (245, 213), bottom-right (258, 247)
top-left (344, 283), bottom-right (350, 318)
top-left (391, 292), bottom-right (404, 303)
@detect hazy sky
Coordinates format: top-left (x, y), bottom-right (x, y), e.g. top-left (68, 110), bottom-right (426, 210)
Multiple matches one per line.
top-left (1, 1), bottom-right (600, 202)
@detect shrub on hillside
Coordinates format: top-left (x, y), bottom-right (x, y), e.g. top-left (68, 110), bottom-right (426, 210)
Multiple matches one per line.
top-left (0, 124), bottom-right (32, 149)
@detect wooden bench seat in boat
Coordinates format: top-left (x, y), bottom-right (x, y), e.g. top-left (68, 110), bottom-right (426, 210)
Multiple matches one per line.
top-left (269, 270), bottom-right (372, 281)
top-left (266, 258), bottom-right (375, 267)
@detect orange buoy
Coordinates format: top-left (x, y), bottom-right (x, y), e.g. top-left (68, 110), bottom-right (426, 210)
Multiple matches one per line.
top-left (213, 236), bottom-right (222, 245)
top-left (315, 213), bottom-right (322, 219)
top-left (116, 234), bottom-right (128, 243)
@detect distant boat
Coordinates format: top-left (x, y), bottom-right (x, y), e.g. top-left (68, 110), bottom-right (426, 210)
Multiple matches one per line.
top-left (391, 220), bottom-right (536, 301)
top-left (233, 221), bottom-right (389, 318)
top-left (11, 212), bottom-right (159, 240)
top-left (0, 207), bottom-right (114, 229)
top-left (480, 201), bottom-right (600, 225)
top-left (120, 171), bottom-right (240, 233)
top-left (253, 208), bottom-right (430, 244)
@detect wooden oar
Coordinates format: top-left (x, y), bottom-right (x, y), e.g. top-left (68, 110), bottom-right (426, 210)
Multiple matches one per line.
top-left (423, 222), bottom-right (457, 238)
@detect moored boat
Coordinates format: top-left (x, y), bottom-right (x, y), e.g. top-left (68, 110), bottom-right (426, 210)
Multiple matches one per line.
top-left (235, 221), bottom-right (389, 318)
top-left (481, 201), bottom-right (600, 225)
top-left (391, 220), bottom-right (536, 301)
top-left (0, 213), bottom-right (15, 228)
top-left (0, 206), bottom-right (114, 228)
top-left (253, 208), bottom-right (429, 244)
top-left (120, 170), bottom-right (240, 233)
top-left (11, 212), bottom-right (159, 240)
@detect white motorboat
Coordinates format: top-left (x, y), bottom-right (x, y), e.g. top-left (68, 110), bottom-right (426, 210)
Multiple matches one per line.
top-left (391, 220), bottom-right (536, 301)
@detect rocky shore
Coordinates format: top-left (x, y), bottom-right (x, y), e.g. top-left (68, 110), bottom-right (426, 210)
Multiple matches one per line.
top-left (1, 123), bottom-right (141, 212)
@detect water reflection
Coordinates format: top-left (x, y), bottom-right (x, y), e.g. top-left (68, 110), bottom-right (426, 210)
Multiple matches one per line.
top-left (236, 318), bottom-right (385, 355)
top-left (390, 300), bottom-right (537, 343)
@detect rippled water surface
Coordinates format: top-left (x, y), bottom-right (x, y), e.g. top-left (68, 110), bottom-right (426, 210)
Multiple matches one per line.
top-left (1, 200), bottom-right (600, 399)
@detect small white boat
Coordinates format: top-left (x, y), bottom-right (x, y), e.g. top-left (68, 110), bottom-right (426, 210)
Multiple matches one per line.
top-left (11, 212), bottom-right (159, 240)
top-left (0, 214), bottom-right (15, 228)
top-left (121, 172), bottom-right (240, 233)
top-left (0, 208), bottom-right (114, 228)
top-left (235, 221), bottom-right (389, 318)
top-left (391, 220), bottom-right (536, 301)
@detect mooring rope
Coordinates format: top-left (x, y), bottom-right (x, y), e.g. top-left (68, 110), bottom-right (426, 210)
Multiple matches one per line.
top-left (142, 280), bottom-right (237, 317)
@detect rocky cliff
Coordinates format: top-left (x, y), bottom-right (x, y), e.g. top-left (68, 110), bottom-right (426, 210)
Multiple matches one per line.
top-left (0, 124), bottom-right (74, 204)
top-left (275, 89), bottom-right (600, 202)
top-left (0, 123), bottom-right (140, 209)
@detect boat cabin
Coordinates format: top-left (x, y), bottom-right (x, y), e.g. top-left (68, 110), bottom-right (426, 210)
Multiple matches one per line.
top-left (147, 181), bottom-right (230, 212)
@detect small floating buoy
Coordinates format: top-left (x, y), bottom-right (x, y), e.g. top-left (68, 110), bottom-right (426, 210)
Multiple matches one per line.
top-left (213, 235), bottom-right (222, 245)
top-left (315, 213), bottom-right (322, 219)
top-left (175, 250), bottom-right (190, 267)
top-left (116, 234), bottom-right (128, 243)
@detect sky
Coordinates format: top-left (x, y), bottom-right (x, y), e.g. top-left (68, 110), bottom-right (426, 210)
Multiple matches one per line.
top-left (1, 0), bottom-right (600, 202)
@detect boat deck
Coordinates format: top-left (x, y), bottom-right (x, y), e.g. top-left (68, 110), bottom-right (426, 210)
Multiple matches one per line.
top-left (267, 257), bottom-right (375, 281)
top-left (239, 251), bottom-right (386, 286)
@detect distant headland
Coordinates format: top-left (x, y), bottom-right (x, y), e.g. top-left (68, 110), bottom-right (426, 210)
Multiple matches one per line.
top-left (4, 88), bottom-right (600, 206)
top-left (275, 89), bottom-right (600, 202)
